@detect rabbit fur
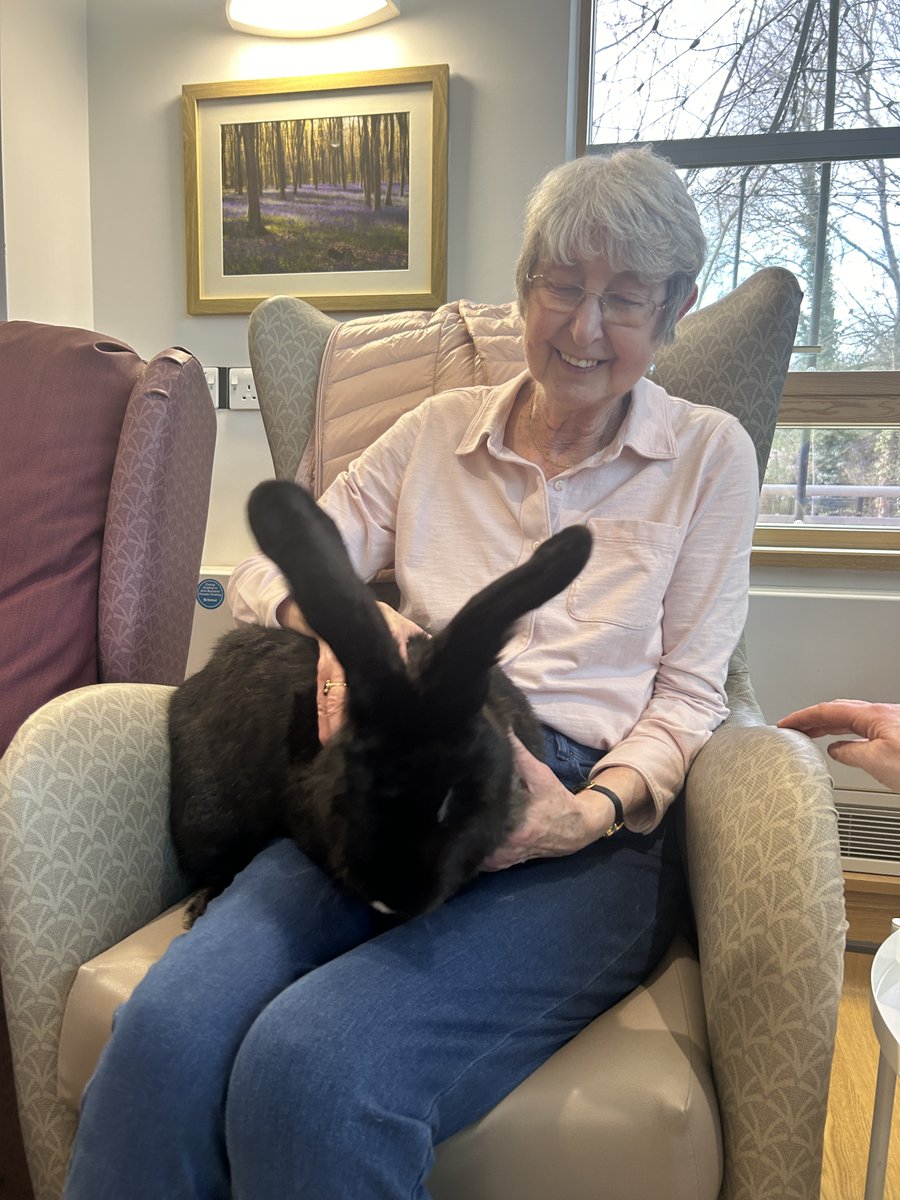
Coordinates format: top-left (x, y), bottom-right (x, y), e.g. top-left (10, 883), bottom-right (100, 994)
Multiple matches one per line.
top-left (169, 479), bottom-right (592, 922)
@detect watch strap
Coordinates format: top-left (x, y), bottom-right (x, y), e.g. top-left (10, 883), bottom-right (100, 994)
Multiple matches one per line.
top-left (582, 782), bottom-right (625, 837)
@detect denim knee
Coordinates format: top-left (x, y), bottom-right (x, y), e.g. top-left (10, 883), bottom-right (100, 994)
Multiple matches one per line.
top-left (227, 983), bottom-right (385, 1137)
top-left (225, 979), bottom-right (434, 1199)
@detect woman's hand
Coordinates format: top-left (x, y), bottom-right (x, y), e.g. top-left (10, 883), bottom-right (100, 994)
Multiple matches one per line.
top-left (481, 737), bottom-right (622, 870)
top-left (277, 597), bottom-right (427, 744)
top-left (778, 699), bottom-right (900, 792)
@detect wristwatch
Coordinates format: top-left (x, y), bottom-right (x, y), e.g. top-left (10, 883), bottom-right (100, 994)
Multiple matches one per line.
top-left (580, 782), bottom-right (625, 837)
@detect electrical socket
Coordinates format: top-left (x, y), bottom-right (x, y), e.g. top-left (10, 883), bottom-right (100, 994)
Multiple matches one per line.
top-left (228, 367), bottom-right (259, 410)
top-left (203, 367), bottom-right (219, 407)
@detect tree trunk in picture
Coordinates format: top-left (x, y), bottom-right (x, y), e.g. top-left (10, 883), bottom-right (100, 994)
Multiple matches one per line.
top-left (385, 113), bottom-right (395, 207)
top-left (370, 113), bottom-right (383, 211)
top-left (361, 118), bottom-right (372, 207)
top-left (241, 123), bottom-right (266, 236)
top-left (275, 122), bottom-right (288, 200)
top-left (398, 112), bottom-right (409, 197)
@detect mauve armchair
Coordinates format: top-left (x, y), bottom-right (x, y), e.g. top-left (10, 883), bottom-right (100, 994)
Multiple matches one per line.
top-left (0, 320), bottom-right (216, 753)
top-left (0, 319), bottom-right (215, 1199)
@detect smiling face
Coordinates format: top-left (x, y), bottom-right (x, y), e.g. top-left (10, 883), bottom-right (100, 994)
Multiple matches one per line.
top-left (522, 255), bottom-right (667, 418)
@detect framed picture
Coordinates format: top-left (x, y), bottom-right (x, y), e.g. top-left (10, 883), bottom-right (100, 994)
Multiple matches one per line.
top-left (182, 65), bottom-right (448, 315)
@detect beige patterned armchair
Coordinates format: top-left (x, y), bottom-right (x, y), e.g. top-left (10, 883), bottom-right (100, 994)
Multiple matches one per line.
top-left (0, 271), bottom-right (846, 1200)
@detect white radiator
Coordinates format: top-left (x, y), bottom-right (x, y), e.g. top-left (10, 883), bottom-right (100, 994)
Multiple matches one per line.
top-left (836, 788), bottom-right (900, 877)
top-left (746, 582), bottom-right (900, 876)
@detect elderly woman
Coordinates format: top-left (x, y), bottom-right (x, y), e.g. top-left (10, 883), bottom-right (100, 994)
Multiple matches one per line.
top-left (64, 148), bottom-right (758, 1200)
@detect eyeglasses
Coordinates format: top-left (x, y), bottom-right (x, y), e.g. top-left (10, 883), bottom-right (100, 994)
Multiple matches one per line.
top-left (525, 273), bottom-right (666, 328)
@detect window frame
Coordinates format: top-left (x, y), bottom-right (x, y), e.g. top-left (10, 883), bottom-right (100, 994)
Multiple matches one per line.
top-left (575, 0), bottom-right (900, 571)
top-left (754, 373), bottom-right (900, 571)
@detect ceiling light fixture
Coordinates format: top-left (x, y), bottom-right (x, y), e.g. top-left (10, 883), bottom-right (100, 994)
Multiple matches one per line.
top-left (226, 0), bottom-right (400, 38)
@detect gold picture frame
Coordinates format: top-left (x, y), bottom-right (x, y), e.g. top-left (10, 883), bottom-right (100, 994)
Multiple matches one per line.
top-left (182, 65), bottom-right (448, 315)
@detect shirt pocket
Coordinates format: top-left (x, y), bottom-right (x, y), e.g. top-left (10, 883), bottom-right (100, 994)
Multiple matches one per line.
top-left (566, 518), bottom-right (682, 630)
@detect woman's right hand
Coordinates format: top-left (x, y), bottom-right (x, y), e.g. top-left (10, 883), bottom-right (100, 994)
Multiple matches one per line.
top-left (277, 596), bottom-right (426, 743)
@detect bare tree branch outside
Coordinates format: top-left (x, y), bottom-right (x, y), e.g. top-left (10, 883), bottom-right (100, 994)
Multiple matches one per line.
top-left (586, 0), bottom-right (900, 529)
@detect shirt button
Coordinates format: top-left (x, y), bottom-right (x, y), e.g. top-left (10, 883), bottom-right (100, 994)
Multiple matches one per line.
top-left (532, 540), bottom-right (541, 550)
top-left (553, 480), bottom-right (564, 491)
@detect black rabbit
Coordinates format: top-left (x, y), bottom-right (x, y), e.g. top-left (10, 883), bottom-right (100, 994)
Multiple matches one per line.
top-left (169, 480), bottom-right (592, 922)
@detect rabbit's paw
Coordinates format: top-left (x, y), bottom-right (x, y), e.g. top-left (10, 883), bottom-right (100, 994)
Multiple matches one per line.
top-left (183, 888), bottom-right (215, 928)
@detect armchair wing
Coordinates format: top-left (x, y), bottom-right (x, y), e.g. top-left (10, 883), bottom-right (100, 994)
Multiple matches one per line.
top-left (100, 349), bottom-right (217, 685)
top-left (249, 295), bottom-right (337, 482)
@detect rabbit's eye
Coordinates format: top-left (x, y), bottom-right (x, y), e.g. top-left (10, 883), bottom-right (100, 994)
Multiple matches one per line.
top-left (437, 789), bottom-right (454, 824)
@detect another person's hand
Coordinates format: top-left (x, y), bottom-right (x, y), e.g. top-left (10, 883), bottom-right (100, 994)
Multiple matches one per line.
top-left (277, 597), bottom-right (426, 743)
top-left (778, 699), bottom-right (900, 792)
top-left (481, 739), bottom-right (644, 869)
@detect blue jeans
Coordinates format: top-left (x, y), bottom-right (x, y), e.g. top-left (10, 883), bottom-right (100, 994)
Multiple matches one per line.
top-left (64, 727), bottom-right (686, 1200)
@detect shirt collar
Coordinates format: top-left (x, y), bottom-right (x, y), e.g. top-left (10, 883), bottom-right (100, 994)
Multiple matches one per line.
top-left (456, 372), bottom-right (679, 464)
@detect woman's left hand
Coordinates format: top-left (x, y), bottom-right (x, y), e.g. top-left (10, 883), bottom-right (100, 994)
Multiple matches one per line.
top-left (481, 737), bottom-right (616, 870)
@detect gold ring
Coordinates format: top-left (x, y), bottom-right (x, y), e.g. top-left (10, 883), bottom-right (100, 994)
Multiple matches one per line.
top-left (323, 679), bottom-right (349, 695)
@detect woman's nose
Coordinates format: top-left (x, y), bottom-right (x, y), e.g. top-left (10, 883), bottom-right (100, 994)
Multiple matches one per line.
top-left (569, 294), bottom-right (607, 344)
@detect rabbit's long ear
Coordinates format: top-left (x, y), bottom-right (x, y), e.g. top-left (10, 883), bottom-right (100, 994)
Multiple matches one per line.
top-left (247, 481), bottom-right (407, 701)
top-left (419, 525), bottom-right (592, 720)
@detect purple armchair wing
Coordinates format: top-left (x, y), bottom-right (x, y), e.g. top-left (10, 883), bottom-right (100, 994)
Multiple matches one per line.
top-left (0, 323), bottom-right (216, 755)
top-left (100, 348), bottom-right (216, 685)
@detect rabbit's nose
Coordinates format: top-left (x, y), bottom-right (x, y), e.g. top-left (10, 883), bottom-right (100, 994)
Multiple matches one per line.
top-left (370, 899), bottom-right (396, 914)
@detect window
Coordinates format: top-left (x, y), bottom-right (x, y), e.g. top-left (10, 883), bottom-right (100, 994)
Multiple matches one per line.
top-left (578, 0), bottom-right (900, 568)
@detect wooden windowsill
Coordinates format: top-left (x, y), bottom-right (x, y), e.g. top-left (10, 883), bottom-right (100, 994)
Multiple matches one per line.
top-left (751, 545), bottom-right (900, 571)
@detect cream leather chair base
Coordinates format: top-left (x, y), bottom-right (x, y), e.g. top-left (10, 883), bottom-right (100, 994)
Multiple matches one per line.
top-left (59, 914), bottom-right (720, 1200)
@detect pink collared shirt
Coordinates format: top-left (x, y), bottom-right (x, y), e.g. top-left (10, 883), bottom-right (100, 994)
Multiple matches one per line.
top-left (228, 371), bottom-right (759, 831)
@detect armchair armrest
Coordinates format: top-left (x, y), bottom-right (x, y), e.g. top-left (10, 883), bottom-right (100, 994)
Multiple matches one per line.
top-left (684, 723), bottom-right (846, 1200)
top-left (0, 683), bottom-right (187, 1200)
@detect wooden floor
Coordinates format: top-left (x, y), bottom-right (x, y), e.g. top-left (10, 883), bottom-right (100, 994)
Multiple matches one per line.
top-left (821, 949), bottom-right (900, 1200)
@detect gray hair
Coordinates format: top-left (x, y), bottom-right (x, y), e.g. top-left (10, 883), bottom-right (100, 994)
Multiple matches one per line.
top-left (515, 147), bottom-right (706, 344)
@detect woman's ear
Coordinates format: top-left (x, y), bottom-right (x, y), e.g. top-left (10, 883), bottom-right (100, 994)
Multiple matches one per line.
top-left (676, 285), bottom-right (699, 321)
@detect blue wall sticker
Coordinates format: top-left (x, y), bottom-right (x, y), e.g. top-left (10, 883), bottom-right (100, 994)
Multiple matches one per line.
top-left (197, 578), bottom-right (226, 610)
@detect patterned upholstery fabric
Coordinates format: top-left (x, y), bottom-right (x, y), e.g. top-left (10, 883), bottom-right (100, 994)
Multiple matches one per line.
top-left (0, 322), bottom-right (142, 754)
top-left (686, 724), bottom-right (846, 1200)
top-left (650, 267), bottom-right (801, 485)
top-left (0, 685), bottom-right (188, 1200)
top-left (0, 271), bottom-right (846, 1200)
top-left (100, 349), bottom-right (217, 684)
top-left (249, 296), bottom-right (335, 481)
top-left (0, 324), bottom-right (216, 755)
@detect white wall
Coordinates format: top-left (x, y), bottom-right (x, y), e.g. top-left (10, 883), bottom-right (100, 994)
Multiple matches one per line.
top-left (77, 0), bottom-right (578, 566)
top-left (746, 568), bottom-right (899, 794)
top-left (0, 0), bottom-right (94, 326)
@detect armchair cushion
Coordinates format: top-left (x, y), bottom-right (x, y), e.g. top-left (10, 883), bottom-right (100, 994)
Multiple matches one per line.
top-left (58, 902), bottom-right (189, 1111)
top-left (0, 322), bottom-right (143, 754)
top-left (308, 299), bottom-right (524, 493)
top-left (58, 917), bottom-right (721, 1200)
